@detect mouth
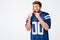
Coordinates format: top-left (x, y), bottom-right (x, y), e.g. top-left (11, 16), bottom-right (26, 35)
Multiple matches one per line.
top-left (33, 10), bottom-right (40, 13)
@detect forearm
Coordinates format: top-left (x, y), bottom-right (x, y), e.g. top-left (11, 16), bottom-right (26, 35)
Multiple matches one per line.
top-left (38, 17), bottom-right (49, 30)
top-left (25, 18), bottom-right (31, 31)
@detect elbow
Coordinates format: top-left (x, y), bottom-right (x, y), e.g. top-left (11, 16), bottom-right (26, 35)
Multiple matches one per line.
top-left (44, 25), bottom-right (49, 31)
top-left (26, 27), bottom-right (30, 31)
top-left (25, 25), bottom-right (31, 31)
top-left (26, 28), bottom-right (30, 31)
top-left (45, 27), bottom-right (49, 31)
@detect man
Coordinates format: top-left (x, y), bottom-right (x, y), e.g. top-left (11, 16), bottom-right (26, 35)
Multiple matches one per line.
top-left (25, 1), bottom-right (51, 40)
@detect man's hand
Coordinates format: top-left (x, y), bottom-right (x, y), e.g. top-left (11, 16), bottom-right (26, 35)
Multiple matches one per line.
top-left (28, 13), bottom-right (33, 21)
top-left (25, 13), bottom-right (32, 31)
top-left (34, 13), bottom-right (49, 31)
top-left (34, 13), bottom-right (40, 19)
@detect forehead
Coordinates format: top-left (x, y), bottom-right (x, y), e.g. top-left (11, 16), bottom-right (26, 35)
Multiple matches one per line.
top-left (32, 4), bottom-right (39, 6)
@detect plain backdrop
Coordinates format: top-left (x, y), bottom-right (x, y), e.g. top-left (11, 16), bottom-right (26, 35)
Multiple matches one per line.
top-left (0, 0), bottom-right (60, 40)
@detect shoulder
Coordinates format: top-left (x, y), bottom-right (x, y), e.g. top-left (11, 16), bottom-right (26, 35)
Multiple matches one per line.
top-left (41, 11), bottom-right (49, 15)
top-left (41, 11), bottom-right (50, 20)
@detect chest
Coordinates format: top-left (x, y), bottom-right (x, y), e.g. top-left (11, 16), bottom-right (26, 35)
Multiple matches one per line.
top-left (31, 14), bottom-right (44, 22)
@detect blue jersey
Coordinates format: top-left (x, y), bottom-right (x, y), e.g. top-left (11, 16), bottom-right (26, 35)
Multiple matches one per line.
top-left (26, 11), bottom-right (51, 40)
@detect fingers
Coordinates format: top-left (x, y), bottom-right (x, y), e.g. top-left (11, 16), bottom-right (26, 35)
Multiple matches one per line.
top-left (28, 13), bottom-right (33, 18)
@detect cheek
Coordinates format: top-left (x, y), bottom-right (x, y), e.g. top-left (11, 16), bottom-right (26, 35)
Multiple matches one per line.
top-left (33, 6), bottom-right (40, 11)
top-left (33, 8), bottom-right (36, 10)
top-left (33, 7), bottom-right (38, 10)
top-left (37, 7), bottom-right (40, 10)
top-left (33, 7), bottom-right (36, 10)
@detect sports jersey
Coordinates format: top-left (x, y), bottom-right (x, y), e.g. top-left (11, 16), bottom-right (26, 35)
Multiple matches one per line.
top-left (26, 11), bottom-right (51, 40)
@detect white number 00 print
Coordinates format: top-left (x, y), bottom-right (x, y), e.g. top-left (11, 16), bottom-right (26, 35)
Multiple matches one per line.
top-left (32, 22), bottom-right (43, 35)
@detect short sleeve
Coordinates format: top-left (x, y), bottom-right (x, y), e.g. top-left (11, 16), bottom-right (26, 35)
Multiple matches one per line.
top-left (44, 13), bottom-right (51, 29)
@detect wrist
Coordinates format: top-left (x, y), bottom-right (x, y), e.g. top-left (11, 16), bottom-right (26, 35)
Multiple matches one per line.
top-left (37, 16), bottom-right (40, 19)
top-left (28, 18), bottom-right (31, 22)
top-left (38, 16), bottom-right (42, 21)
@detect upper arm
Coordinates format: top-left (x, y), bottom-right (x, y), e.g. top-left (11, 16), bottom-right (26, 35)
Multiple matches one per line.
top-left (44, 13), bottom-right (51, 29)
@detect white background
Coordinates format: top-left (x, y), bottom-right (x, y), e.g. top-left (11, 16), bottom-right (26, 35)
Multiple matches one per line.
top-left (0, 0), bottom-right (60, 40)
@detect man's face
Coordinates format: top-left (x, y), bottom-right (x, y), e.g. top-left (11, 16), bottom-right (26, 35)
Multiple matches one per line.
top-left (33, 4), bottom-right (41, 13)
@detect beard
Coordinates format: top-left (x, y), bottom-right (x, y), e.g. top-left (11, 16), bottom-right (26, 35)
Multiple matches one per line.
top-left (33, 10), bottom-right (40, 13)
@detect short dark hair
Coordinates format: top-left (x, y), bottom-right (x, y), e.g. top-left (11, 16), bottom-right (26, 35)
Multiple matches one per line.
top-left (33, 1), bottom-right (42, 7)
